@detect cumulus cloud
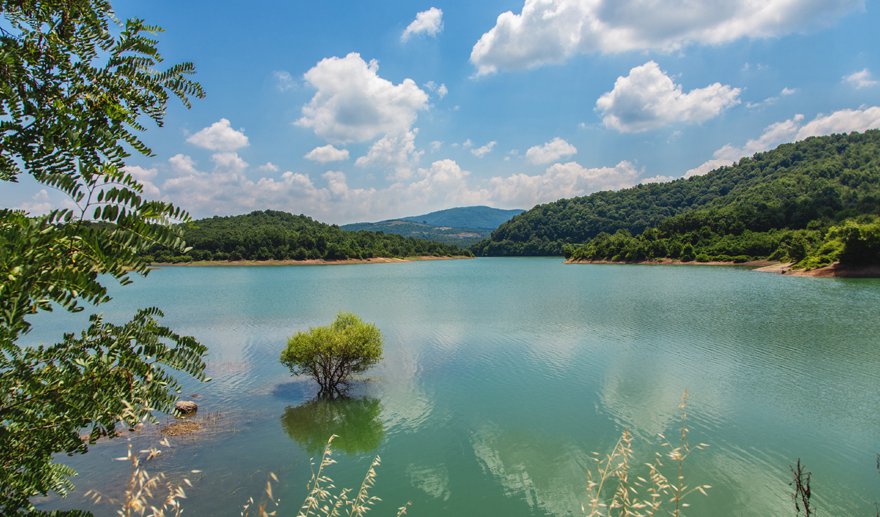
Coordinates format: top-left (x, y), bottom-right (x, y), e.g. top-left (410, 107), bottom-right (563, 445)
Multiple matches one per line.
top-left (17, 189), bottom-right (53, 214)
top-left (305, 144), bottom-right (350, 163)
top-left (640, 175), bottom-right (676, 184)
top-left (258, 162), bottom-right (280, 173)
top-left (297, 53), bottom-right (429, 144)
top-left (488, 161), bottom-right (640, 207)
top-left (525, 137), bottom-right (577, 164)
top-left (273, 70), bottom-right (296, 92)
top-left (355, 129), bottom-right (424, 180)
top-left (471, 141), bottom-right (497, 158)
top-left (424, 81), bottom-right (449, 99)
top-left (186, 118), bottom-right (249, 151)
top-left (470, 0), bottom-right (862, 75)
top-left (158, 150), bottom-right (643, 223)
top-left (596, 61), bottom-right (741, 133)
top-left (124, 165), bottom-right (160, 196)
top-left (211, 152), bottom-right (248, 173)
top-left (402, 7), bottom-right (443, 42)
top-left (685, 106), bottom-right (880, 177)
top-left (843, 68), bottom-right (878, 89)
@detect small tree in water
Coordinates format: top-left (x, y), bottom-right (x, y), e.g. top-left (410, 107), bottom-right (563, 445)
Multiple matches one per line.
top-left (281, 313), bottom-right (383, 397)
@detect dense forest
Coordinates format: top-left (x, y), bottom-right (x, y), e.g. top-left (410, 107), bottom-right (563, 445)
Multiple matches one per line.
top-left (474, 130), bottom-right (880, 264)
top-left (146, 210), bottom-right (469, 263)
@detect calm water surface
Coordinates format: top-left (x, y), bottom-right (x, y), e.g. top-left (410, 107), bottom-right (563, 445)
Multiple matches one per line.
top-left (32, 258), bottom-right (880, 515)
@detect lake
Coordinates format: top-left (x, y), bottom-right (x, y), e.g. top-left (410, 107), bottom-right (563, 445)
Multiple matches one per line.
top-left (32, 257), bottom-right (880, 515)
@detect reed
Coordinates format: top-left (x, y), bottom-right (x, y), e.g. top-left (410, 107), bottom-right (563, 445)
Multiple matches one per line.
top-left (585, 390), bottom-right (711, 516)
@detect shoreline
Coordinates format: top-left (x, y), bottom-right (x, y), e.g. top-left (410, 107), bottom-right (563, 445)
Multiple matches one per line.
top-left (151, 255), bottom-right (473, 267)
top-left (566, 258), bottom-right (880, 278)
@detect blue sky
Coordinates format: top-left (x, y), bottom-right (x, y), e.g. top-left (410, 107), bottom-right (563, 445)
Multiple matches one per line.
top-left (8, 0), bottom-right (880, 224)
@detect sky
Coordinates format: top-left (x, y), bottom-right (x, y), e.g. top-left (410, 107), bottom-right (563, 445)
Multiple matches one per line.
top-left (7, 0), bottom-right (880, 224)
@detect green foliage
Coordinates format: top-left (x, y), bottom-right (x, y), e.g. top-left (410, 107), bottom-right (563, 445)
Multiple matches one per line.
top-left (796, 216), bottom-right (880, 270)
top-left (146, 210), bottom-right (471, 263)
top-left (0, 0), bottom-right (207, 512)
top-left (477, 130), bottom-right (880, 257)
top-left (281, 313), bottom-right (383, 397)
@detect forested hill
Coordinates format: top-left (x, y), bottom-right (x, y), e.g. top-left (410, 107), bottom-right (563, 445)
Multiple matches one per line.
top-left (147, 210), bottom-right (470, 263)
top-left (342, 206), bottom-right (524, 247)
top-left (399, 206), bottom-right (525, 229)
top-left (473, 130), bottom-right (880, 256)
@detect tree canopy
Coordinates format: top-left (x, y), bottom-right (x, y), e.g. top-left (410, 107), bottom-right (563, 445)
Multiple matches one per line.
top-left (146, 210), bottom-right (471, 263)
top-left (1, 0), bottom-right (207, 512)
top-left (281, 313), bottom-right (383, 397)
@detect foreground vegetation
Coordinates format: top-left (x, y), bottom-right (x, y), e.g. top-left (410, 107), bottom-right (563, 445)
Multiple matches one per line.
top-left (0, 0), bottom-right (208, 512)
top-left (565, 215), bottom-right (880, 269)
top-left (146, 210), bottom-right (470, 263)
top-left (476, 130), bottom-right (880, 265)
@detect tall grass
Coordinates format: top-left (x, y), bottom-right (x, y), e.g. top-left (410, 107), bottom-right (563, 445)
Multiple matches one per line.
top-left (241, 435), bottom-right (410, 517)
top-left (585, 390), bottom-right (711, 516)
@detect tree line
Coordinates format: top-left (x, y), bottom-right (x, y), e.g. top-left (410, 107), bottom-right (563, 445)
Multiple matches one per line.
top-left (474, 130), bottom-right (880, 266)
top-left (146, 210), bottom-right (470, 263)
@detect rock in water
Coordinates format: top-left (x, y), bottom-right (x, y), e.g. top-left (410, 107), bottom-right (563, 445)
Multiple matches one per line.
top-left (175, 400), bottom-right (198, 415)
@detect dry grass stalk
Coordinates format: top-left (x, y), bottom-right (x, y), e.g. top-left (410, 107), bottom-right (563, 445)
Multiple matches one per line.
top-left (86, 437), bottom-right (195, 517)
top-left (585, 390), bottom-right (711, 517)
top-left (240, 435), bottom-right (406, 517)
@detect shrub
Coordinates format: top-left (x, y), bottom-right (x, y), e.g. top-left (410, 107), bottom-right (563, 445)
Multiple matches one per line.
top-left (281, 313), bottom-right (383, 397)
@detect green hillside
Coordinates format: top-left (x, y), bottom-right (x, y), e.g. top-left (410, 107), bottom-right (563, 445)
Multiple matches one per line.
top-left (342, 220), bottom-right (490, 247)
top-left (342, 206), bottom-right (524, 246)
top-left (474, 130), bottom-right (880, 260)
top-left (399, 206), bottom-right (525, 229)
top-left (147, 210), bottom-right (470, 263)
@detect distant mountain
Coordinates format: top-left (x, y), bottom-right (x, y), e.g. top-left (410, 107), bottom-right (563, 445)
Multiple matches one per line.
top-left (398, 206), bottom-right (526, 230)
top-left (342, 206), bottom-right (524, 246)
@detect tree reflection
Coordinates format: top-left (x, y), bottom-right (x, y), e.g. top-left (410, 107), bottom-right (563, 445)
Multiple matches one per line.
top-left (281, 397), bottom-right (384, 455)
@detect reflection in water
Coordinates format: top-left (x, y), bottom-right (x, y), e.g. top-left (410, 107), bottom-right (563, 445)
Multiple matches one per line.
top-left (281, 397), bottom-right (384, 455)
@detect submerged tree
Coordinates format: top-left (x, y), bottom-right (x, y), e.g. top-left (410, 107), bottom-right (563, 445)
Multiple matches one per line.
top-left (0, 0), bottom-right (207, 512)
top-left (280, 313), bottom-right (383, 397)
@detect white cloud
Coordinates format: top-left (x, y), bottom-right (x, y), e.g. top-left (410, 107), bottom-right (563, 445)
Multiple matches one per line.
top-left (304, 144), bottom-right (350, 163)
top-left (424, 81), bottom-right (449, 99)
top-left (355, 129), bottom-right (424, 180)
top-left (781, 87), bottom-right (797, 96)
top-left (640, 175), bottom-right (676, 184)
top-left (843, 68), bottom-right (878, 89)
top-left (258, 162), bottom-right (280, 173)
top-left (273, 70), bottom-right (296, 92)
top-left (124, 165), bottom-right (160, 196)
top-left (402, 7), bottom-right (443, 42)
top-left (525, 137), bottom-right (577, 164)
top-left (471, 141), bottom-right (497, 158)
top-left (297, 53), bottom-right (429, 144)
top-left (430, 140), bottom-right (443, 152)
top-left (596, 61), bottom-right (741, 133)
top-left (795, 106), bottom-right (880, 139)
top-left (159, 150), bottom-right (644, 223)
top-left (470, 0), bottom-right (862, 75)
top-left (685, 106), bottom-right (880, 177)
top-left (17, 189), bottom-right (53, 214)
top-left (186, 118), bottom-right (249, 151)
top-left (211, 152), bottom-right (248, 173)
top-left (488, 161), bottom-right (640, 207)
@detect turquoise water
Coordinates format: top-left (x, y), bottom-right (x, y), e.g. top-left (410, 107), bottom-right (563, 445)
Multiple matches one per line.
top-left (31, 258), bottom-right (880, 515)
